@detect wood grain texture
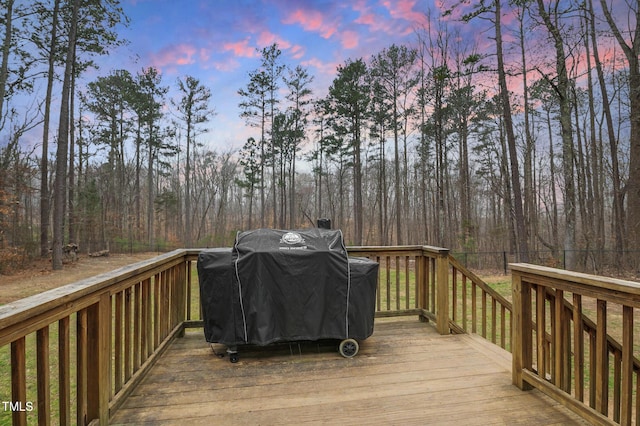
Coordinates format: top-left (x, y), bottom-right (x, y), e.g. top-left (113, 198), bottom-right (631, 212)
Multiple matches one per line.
top-left (110, 319), bottom-right (587, 425)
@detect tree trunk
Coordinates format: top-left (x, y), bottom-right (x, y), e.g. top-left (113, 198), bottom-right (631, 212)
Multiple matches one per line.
top-left (598, 0), bottom-right (640, 257)
top-left (52, 0), bottom-right (79, 270)
top-left (40, 0), bottom-right (60, 257)
top-left (0, 0), bottom-right (13, 122)
top-left (590, 0), bottom-right (624, 257)
top-left (582, 3), bottom-right (605, 263)
top-left (536, 0), bottom-right (576, 270)
top-left (68, 52), bottom-right (77, 245)
top-left (518, 2), bottom-right (536, 256)
top-left (496, 0), bottom-right (529, 262)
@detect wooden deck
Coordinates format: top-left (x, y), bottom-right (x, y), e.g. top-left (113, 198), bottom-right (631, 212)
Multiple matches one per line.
top-left (110, 318), bottom-right (587, 425)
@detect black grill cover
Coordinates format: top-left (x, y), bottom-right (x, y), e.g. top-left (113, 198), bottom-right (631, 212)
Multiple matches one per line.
top-left (197, 229), bottom-right (378, 346)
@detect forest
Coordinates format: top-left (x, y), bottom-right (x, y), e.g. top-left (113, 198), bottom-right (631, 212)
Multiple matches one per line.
top-left (0, 0), bottom-right (639, 273)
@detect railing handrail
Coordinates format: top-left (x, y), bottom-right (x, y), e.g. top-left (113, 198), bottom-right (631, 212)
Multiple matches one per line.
top-left (511, 262), bottom-right (640, 303)
top-left (449, 254), bottom-right (513, 311)
top-left (348, 244), bottom-right (450, 256)
top-left (0, 249), bottom-right (188, 334)
top-left (511, 262), bottom-right (640, 425)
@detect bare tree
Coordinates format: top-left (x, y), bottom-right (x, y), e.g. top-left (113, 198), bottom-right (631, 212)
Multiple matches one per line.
top-left (535, 0), bottom-right (577, 269)
top-left (370, 44), bottom-right (417, 244)
top-left (598, 0), bottom-right (640, 257)
top-left (327, 58), bottom-right (370, 245)
top-left (52, 0), bottom-right (80, 270)
top-left (173, 75), bottom-right (214, 246)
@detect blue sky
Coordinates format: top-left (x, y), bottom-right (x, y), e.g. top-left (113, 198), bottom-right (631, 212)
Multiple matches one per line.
top-left (99, 0), bottom-right (442, 152)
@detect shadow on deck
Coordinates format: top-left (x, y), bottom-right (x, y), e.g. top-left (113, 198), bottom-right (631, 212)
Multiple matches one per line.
top-left (110, 318), bottom-right (586, 425)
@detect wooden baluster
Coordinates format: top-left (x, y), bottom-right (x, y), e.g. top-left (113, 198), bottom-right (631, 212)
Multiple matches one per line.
top-left (77, 309), bottom-right (87, 425)
top-left (134, 282), bottom-right (141, 370)
top-left (589, 328), bottom-right (596, 409)
top-left (114, 291), bottom-right (123, 395)
top-left (186, 260), bottom-right (193, 321)
top-left (430, 258), bottom-right (436, 313)
top-left (452, 267), bottom-right (458, 323)
top-left (481, 290), bottom-right (487, 338)
top-left (395, 256), bottom-right (400, 311)
top-left (37, 326), bottom-right (50, 425)
top-left (620, 305), bottom-right (633, 425)
top-left (500, 305), bottom-right (507, 350)
top-left (376, 256), bottom-right (381, 311)
top-left (405, 256), bottom-right (410, 310)
top-left (424, 257), bottom-right (430, 313)
top-left (572, 293), bottom-right (584, 402)
top-left (536, 285), bottom-right (546, 380)
top-left (471, 282), bottom-right (477, 334)
top-left (595, 299), bottom-right (608, 416)
top-left (563, 304), bottom-right (572, 394)
top-left (141, 278), bottom-right (149, 361)
top-left (385, 256), bottom-right (391, 311)
top-left (86, 293), bottom-right (110, 424)
top-left (491, 297), bottom-right (497, 344)
top-left (416, 255), bottom-right (424, 312)
top-left (553, 289), bottom-right (565, 390)
top-left (462, 275), bottom-right (468, 332)
top-left (154, 274), bottom-right (161, 350)
top-left (11, 337), bottom-right (27, 426)
top-left (614, 349), bottom-right (621, 422)
top-left (59, 316), bottom-right (70, 426)
top-left (635, 368), bottom-right (639, 425)
top-left (124, 287), bottom-right (133, 382)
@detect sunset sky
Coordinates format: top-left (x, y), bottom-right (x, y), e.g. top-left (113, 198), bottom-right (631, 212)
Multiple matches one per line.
top-left (102, 0), bottom-right (446, 151)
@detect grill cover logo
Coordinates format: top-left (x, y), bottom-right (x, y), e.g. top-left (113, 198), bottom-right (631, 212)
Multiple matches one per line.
top-left (280, 232), bottom-right (305, 245)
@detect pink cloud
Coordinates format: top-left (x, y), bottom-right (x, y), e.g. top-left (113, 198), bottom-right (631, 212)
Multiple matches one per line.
top-left (256, 31), bottom-right (306, 59)
top-left (382, 0), bottom-right (428, 27)
top-left (212, 59), bottom-right (240, 72)
top-left (222, 38), bottom-right (257, 58)
top-left (198, 48), bottom-right (210, 62)
top-left (258, 30), bottom-right (292, 49)
top-left (289, 44), bottom-right (306, 59)
top-left (148, 43), bottom-right (204, 72)
top-left (354, 12), bottom-right (376, 27)
top-left (301, 57), bottom-right (339, 77)
top-left (351, 0), bottom-right (410, 36)
top-left (340, 30), bottom-right (359, 49)
top-left (282, 8), bottom-right (339, 39)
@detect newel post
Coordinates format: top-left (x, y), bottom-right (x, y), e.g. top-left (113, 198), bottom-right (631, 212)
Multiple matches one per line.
top-left (86, 292), bottom-right (111, 424)
top-left (511, 267), bottom-right (533, 390)
top-left (435, 249), bottom-right (450, 335)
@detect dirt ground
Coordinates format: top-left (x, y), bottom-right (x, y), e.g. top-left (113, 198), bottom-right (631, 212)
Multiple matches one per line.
top-left (0, 252), bottom-right (161, 305)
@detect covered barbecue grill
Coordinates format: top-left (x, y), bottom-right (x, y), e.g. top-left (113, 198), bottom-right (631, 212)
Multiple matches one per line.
top-left (197, 228), bottom-right (378, 362)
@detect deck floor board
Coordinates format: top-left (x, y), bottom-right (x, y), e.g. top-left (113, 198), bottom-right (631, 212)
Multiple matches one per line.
top-left (110, 318), bottom-right (587, 425)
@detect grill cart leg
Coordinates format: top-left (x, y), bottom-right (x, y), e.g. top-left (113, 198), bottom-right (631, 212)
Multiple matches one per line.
top-left (338, 339), bottom-right (359, 358)
top-left (209, 344), bottom-right (225, 358)
top-left (227, 346), bottom-right (239, 363)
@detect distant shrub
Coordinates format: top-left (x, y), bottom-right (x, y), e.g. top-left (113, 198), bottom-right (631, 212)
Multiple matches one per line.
top-left (0, 247), bottom-right (29, 275)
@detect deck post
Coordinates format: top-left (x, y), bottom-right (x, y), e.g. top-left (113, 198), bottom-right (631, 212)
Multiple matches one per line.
top-left (86, 292), bottom-right (111, 424)
top-left (177, 261), bottom-right (188, 336)
top-left (512, 271), bottom-right (532, 390)
top-left (435, 250), bottom-right (450, 335)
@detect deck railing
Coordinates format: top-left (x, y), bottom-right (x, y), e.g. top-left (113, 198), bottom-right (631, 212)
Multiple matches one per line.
top-left (348, 246), bottom-right (511, 346)
top-left (1, 246), bottom-right (469, 425)
top-left (0, 249), bottom-right (200, 426)
top-left (7, 246), bottom-right (624, 425)
top-left (511, 263), bottom-right (640, 425)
